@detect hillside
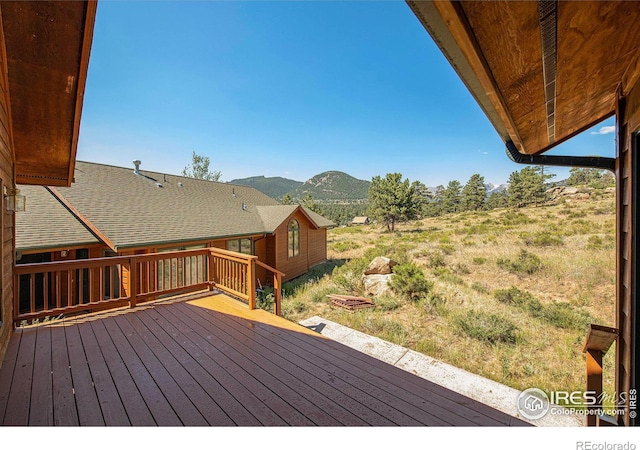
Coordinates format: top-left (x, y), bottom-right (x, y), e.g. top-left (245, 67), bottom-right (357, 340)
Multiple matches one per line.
top-left (289, 171), bottom-right (370, 201)
top-left (228, 175), bottom-right (302, 199)
top-left (279, 186), bottom-right (616, 401)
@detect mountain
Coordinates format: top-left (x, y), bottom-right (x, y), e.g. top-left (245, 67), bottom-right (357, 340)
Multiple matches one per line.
top-left (485, 183), bottom-right (509, 195)
top-left (289, 171), bottom-right (371, 201)
top-left (228, 175), bottom-right (303, 199)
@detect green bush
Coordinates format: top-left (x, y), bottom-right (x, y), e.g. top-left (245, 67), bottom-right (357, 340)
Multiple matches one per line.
top-left (428, 252), bottom-right (446, 268)
top-left (471, 282), bottom-right (489, 294)
top-left (543, 302), bottom-right (592, 330)
top-left (494, 286), bottom-right (592, 330)
top-left (374, 294), bottom-right (402, 312)
top-left (388, 262), bottom-right (434, 301)
top-left (519, 231), bottom-right (563, 247)
top-left (497, 249), bottom-right (543, 274)
top-left (331, 241), bottom-right (361, 252)
top-left (256, 287), bottom-right (275, 311)
top-left (472, 257), bottom-right (487, 265)
top-left (419, 292), bottom-right (448, 315)
top-left (453, 310), bottom-right (520, 345)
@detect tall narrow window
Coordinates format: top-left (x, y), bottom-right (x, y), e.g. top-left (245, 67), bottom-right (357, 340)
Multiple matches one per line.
top-left (288, 219), bottom-right (300, 258)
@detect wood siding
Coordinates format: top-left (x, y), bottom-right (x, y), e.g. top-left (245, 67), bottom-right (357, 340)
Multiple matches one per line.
top-left (0, 6), bottom-right (15, 366)
top-left (617, 80), bottom-right (640, 425)
top-left (273, 211), bottom-right (310, 282)
top-left (307, 227), bottom-right (327, 268)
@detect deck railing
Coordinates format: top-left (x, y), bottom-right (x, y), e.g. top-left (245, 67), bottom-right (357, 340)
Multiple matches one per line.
top-left (14, 248), bottom-right (283, 324)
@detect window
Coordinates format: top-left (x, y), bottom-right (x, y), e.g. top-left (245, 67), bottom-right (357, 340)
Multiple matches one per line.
top-left (227, 238), bottom-right (252, 255)
top-left (288, 219), bottom-right (300, 258)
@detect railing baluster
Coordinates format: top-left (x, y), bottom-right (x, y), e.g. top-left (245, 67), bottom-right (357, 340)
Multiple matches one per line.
top-left (56, 271), bottom-right (61, 309)
top-left (43, 271), bottom-right (49, 311)
top-left (29, 273), bottom-right (35, 314)
top-left (67, 270), bottom-right (72, 307)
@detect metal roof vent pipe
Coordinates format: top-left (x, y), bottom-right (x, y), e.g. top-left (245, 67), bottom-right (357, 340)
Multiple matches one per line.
top-left (133, 160), bottom-right (141, 175)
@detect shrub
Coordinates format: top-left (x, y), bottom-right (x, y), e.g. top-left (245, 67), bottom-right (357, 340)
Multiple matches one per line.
top-left (453, 263), bottom-right (470, 275)
top-left (419, 292), bottom-right (448, 315)
top-left (497, 250), bottom-right (543, 274)
top-left (388, 262), bottom-right (434, 301)
top-left (331, 241), bottom-right (361, 252)
top-left (375, 294), bottom-right (402, 312)
top-left (519, 231), bottom-right (563, 247)
top-left (543, 302), bottom-right (592, 330)
top-left (428, 252), bottom-right (446, 268)
top-left (453, 310), bottom-right (520, 345)
top-left (472, 257), bottom-right (487, 265)
top-left (494, 286), bottom-right (592, 330)
top-left (256, 287), bottom-right (275, 311)
top-left (494, 287), bottom-right (543, 314)
top-left (439, 243), bottom-right (456, 255)
top-left (282, 300), bottom-right (308, 318)
top-left (471, 282), bottom-right (489, 294)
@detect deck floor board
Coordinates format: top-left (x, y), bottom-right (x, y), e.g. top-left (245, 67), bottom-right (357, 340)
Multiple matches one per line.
top-left (0, 293), bottom-right (532, 427)
top-left (29, 326), bottom-right (53, 426)
top-left (50, 323), bottom-right (79, 426)
top-left (76, 319), bottom-right (130, 426)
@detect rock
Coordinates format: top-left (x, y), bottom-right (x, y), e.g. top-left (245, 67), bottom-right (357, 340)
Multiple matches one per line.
top-left (563, 186), bottom-right (579, 195)
top-left (364, 256), bottom-right (398, 275)
top-left (363, 273), bottom-right (393, 297)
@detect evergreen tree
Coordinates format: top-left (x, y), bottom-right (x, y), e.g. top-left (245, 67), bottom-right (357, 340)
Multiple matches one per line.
top-left (486, 190), bottom-right (508, 210)
top-left (507, 166), bottom-right (553, 207)
top-left (461, 173), bottom-right (486, 211)
top-left (368, 173), bottom-right (421, 232)
top-left (567, 167), bottom-right (614, 188)
top-left (301, 193), bottom-right (323, 215)
top-left (281, 193), bottom-right (293, 205)
top-left (442, 180), bottom-right (462, 213)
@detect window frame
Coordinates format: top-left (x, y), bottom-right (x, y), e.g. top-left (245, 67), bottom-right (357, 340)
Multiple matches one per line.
top-left (288, 219), bottom-right (300, 258)
top-left (226, 238), bottom-right (252, 255)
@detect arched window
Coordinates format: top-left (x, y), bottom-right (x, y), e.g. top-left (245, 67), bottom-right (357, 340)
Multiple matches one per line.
top-left (288, 219), bottom-right (300, 258)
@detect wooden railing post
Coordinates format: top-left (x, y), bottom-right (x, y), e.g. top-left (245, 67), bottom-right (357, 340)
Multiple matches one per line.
top-left (128, 258), bottom-right (138, 308)
top-left (585, 349), bottom-right (603, 427)
top-left (13, 273), bottom-right (20, 324)
top-left (274, 272), bottom-right (282, 317)
top-left (208, 251), bottom-right (215, 290)
top-left (247, 257), bottom-right (256, 310)
top-left (582, 324), bottom-right (618, 426)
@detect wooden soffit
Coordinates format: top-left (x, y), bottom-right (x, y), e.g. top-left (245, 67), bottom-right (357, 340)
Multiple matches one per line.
top-left (2, 1), bottom-right (97, 186)
top-left (407, 1), bottom-right (640, 156)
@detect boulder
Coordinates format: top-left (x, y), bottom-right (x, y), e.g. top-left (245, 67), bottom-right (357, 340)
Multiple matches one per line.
top-left (364, 256), bottom-right (397, 275)
top-left (363, 273), bottom-right (393, 297)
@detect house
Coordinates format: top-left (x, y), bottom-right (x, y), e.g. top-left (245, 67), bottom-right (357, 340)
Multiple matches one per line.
top-left (16, 160), bottom-right (334, 292)
top-left (350, 216), bottom-right (370, 225)
top-left (0, 1), bottom-right (96, 363)
top-left (408, 0), bottom-right (640, 426)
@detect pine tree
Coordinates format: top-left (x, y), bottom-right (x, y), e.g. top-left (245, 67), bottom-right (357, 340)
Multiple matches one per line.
top-left (368, 173), bottom-right (421, 232)
top-left (442, 180), bottom-right (462, 213)
top-left (461, 173), bottom-right (486, 211)
top-left (507, 166), bottom-right (553, 208)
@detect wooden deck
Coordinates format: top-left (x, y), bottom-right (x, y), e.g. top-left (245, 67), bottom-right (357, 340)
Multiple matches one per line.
top-left (0, 292), bottom-right (530, 426)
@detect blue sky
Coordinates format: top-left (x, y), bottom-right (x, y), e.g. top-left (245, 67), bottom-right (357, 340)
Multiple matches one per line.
top-left (77, 1), bottom-right (616, 187)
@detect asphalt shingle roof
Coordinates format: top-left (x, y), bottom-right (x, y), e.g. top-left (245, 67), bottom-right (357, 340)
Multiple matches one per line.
top-left (34, 161), bottom-right (334, 250)
top-left (16, 185), bottom-right (101, 251)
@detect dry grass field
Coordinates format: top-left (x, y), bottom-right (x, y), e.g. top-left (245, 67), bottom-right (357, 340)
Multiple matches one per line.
top-left (280, 187), bottom-right (616, 400)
